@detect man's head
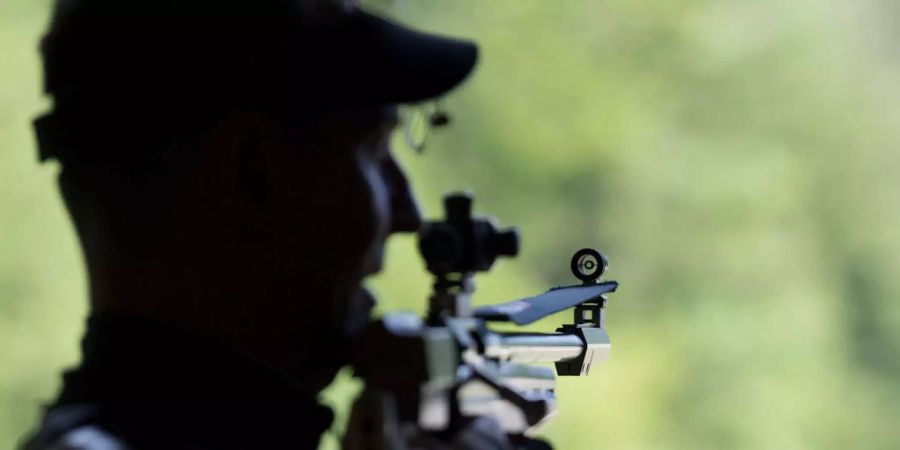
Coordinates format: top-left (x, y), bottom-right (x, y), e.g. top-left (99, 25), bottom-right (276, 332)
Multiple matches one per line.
top-left (37, 0), bottom-right (477, 391)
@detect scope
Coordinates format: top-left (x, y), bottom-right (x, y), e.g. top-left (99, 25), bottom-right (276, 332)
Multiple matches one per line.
top-left (418, 192), bottom-right (519, 277)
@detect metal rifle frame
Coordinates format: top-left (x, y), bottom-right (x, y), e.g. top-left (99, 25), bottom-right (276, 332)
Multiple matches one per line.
top-left (348, 193), bottom-right (620, 449)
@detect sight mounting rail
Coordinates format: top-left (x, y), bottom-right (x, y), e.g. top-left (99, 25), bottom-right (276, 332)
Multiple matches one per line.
top-left (348, 193), bottom-right (621, 449)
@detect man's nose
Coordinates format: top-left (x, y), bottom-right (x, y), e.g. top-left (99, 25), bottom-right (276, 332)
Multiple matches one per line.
top-left (388, 161), bottom-right (423, 233)
top-left (391, 188), bottom-right (423, 233)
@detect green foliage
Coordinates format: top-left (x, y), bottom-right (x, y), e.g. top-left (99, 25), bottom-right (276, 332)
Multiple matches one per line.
top-left (2, 0), bottom-right (899, 448)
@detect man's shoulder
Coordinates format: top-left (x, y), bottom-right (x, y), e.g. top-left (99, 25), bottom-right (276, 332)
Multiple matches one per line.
top-left (25, 425), bottom-right (128, 450)
top-left (21, 404), bottom-right (129, 450)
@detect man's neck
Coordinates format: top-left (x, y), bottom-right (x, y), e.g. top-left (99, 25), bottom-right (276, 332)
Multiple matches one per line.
top-left (85, 248), bottom-right (351, 396)
top-left (52, 312), bottom-right (335, 449)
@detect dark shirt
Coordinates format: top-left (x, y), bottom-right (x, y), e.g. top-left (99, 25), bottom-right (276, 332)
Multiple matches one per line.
top-left (21, 313), bottom-right (335, 449)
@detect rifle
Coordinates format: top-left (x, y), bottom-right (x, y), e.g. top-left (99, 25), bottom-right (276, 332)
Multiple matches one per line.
top-left (346, 192), bottom-right (620, 449)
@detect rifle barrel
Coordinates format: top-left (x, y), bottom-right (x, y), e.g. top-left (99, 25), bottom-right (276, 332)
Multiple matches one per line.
top-left (483, 332), bottom-right (583, 363)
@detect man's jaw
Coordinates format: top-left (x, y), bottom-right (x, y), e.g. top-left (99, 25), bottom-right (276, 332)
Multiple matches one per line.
top-left (343, 241), bottom-right (385, 335)
top-left (360, 244), bottom-right (386, 277)
top-left (342, 285), bottom-right (376, 337)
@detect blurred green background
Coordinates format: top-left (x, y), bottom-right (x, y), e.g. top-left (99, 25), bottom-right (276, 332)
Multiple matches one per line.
top-left (3, 0), bottom-right (900, 448)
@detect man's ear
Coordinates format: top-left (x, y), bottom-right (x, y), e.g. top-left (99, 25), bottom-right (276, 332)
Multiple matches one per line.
top-left (201, 110), bottom-right (280, 233)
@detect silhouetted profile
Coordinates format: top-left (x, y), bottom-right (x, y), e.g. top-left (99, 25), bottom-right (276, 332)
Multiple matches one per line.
top-left (21, 0), bottom-right (491, 448)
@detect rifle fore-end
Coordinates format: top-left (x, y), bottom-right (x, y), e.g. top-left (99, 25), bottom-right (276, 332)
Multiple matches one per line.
top-left (348, 193), bottom-right (620, 447)
top-left (350, 310), bottom-right (611, 436)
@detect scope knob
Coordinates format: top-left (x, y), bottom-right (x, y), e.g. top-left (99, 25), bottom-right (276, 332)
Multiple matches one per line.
top-left (490, 229), bottom-right (520, 257)
top-left (444, 192), bottom-right (473, 223)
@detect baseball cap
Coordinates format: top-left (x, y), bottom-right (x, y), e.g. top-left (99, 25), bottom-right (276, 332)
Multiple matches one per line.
top-left (35, 0), bottom-right (478, 163)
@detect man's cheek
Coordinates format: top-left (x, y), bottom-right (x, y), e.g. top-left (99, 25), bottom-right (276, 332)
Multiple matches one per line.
top-left (322, 160), bottom-right (383, 262)
top-left (361, 163), bottom-right (392, 242)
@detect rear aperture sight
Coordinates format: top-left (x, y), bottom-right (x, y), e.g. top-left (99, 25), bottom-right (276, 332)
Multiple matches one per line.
top-left (570, 248), bottom-right (608, 284)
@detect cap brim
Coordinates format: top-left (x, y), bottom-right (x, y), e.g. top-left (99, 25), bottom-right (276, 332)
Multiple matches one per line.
top-left (294, 10), bottom-right (479, 105)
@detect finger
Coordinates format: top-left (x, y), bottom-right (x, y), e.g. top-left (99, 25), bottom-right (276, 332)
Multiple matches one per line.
top-left (451, 417), bottom-right (512, 450)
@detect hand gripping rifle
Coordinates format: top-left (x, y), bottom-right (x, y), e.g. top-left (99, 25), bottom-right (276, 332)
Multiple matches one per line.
top-left (347, 193), bottom-right (620, 450)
